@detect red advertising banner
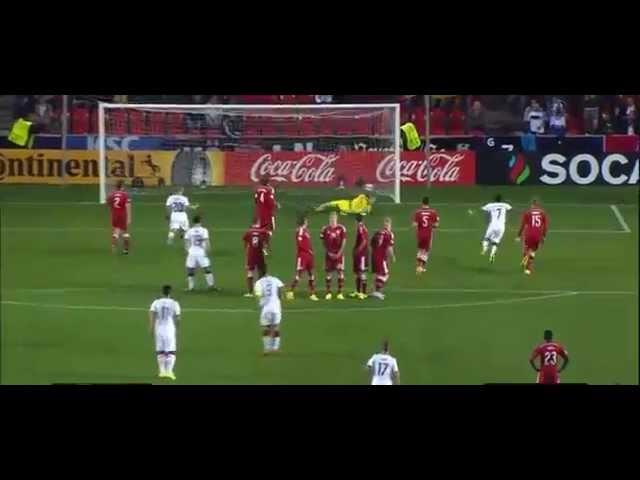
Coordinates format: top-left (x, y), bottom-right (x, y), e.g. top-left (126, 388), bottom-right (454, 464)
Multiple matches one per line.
top-left (223, 150), bottom-right (476, 186)
top-left (605, 135), bottom-right (639, 153)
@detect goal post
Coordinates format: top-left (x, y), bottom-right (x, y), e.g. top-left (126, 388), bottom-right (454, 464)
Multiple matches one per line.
top-left (98, 102), bottom-right (401, 204)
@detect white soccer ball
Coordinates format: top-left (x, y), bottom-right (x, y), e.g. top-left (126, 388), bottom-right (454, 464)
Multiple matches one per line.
top-left (467, 209), bottom-right (475, 215)
top-left (364, 184), bottom-right (374, 191)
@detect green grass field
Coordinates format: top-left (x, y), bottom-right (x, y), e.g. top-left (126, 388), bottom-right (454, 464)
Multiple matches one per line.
top-left (1, 184), bottom-right (637, 384)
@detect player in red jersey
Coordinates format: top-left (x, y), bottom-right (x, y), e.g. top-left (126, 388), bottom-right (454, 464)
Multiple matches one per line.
top-left (106, 180), bottom-right (131, 254)
top-left (349, 214), bottom-right (369, 300)
top-left (516, 198), bottom-right (548, 275)
top-left (412, 196), bottom-right (440, 275)
top-left (285, 217), bottom-right (319, 301)
top-left (370, 217), bottom-right (396, 300)
top-left (529, 329), bottom-right (569, 384)
top-left (320, 211), bottom-right (347, 300)
top-left (254, 175), bottom-right (279, 254)
top-left (242, 223), bottom-right (270, 297)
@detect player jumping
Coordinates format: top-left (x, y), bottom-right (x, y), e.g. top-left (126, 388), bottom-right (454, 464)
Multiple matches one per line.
top-left (370, 217), bottom-right (396, 300)
top-left (285, 217), bottom-right (319, 301)
top-left (529, 329), bottom-right (569, 384)
top-left (165, 187), bottom-right (198, 245)
top-left (516, 198), bottom-right (548, 275)
top-left (320, 211), bottom-right (347, 300)
top-left (254, 265), bottom-right (285, 355)
top-left (106, 180), bottom-right (131, 254)
top-left (243, 223), bottom-right (269, 297)
top-left (314, 192), bottom-right (375, 216)
top-left (366, 339), bottom-right (400, 385)
top-left (480, 194), bottom-right (512, 264)
top-left (349, 214), bottom-right (369, 299)
top-left (412, 196), bottom-right (439, 275)
top-left (184, 215), bottom-right (218, 291)
top-left (254, 175), bottom-right (279, 254)
top-left (149, 285), bottom-right (181, 380)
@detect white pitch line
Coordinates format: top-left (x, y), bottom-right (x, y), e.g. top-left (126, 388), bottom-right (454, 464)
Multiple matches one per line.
top-left (610, 205), bottom-right (631, 233)
top-left (391, 287), bottom-right (637, 295)
top-left (4, 286), bottom-right (635, 296)
top-left (0, 291), bottom-right (580, 315)
top-left (0, 226), bottom-right (628, 234)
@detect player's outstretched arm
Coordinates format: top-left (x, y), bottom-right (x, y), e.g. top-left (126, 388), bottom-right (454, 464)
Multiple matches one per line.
top-left (127, 202), bottom-right (132, 226)
top-left (165, 206), bottom-right (172, 221)
top-left (388, 246), bottom-right (396, 263)
top-left (174, 314), bottom-right (181, 331)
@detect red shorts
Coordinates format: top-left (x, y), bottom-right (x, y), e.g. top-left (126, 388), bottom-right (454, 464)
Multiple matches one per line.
top-left (111, 214), bottom-right (128, 231)
top-left (371, 254), bottom-right (389, 276)
top-left (295, 254), bottom-right (314, 274)
top-left (258, 213), bottom-right (275, 232)
top-left (353, 253), bottom-right (368, 273)
top-left (417, 231), bottom-right (433, 251)
top-left (246, 254), bottom-right (265, 272)
top-left (537, 370), bottom-right (559, 384)
top-left (524, 235), bottom-right (542, 252)
top-left (325, 254), bottom-right (344, 272)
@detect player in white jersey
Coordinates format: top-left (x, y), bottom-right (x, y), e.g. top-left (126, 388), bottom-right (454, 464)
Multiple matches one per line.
top-left (366, 340), bottom-right (400, 385)
top-left (165, 187), bottom-right (198, 245)
top-left (480, 194), bottom-right (512, 263)
top-left (184, 215), bottom-right (217, 291)
top-left (148, 285), bottom-right (181, 380)
top-left (253, 265), bottom-right (285, 354)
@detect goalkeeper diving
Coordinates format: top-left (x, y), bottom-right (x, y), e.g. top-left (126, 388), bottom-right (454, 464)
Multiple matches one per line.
top-left (314, 185), bottom-right (376, 216)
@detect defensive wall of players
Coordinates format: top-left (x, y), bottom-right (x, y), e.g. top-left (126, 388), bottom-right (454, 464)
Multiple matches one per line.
top-left (0, 134), bottom-right (638, 187)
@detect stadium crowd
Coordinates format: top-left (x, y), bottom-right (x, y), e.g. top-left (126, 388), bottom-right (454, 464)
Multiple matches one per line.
top-left (9, 94), bottom-right (640, 137)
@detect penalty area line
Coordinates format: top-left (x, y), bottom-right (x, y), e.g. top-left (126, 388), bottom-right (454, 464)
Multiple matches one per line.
top-left (610, 205), bottom-right (631, 233)
top-left (1, 291), bottom-right (579, 315)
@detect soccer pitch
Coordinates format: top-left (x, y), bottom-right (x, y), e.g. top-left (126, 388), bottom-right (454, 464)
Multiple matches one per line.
top-left (1, 185), bottom-right (637, 384)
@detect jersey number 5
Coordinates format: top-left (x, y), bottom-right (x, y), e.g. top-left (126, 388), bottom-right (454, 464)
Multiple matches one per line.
top-left (421, 216), bottom-right (429, 227)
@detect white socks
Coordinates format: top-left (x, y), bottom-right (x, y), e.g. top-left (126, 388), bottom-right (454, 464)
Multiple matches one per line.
top-left (157, 354), bottom-right (165, 375)
top-left (482, 240), bottom-right (489, 254)
top-left (168, 231), bottom-right (175, 244)
top-left (262, 336), bottom-right (271, 352)
top-left (272, 336), bottom-right (281, 351)
top-left (187, 277), bottom-right (195, 290)
top-left (263, 335), bottom-right (281, 352)
top-left (166, 354), bottom-right (176, 374)
top-left (490, 245), bottom-right (498, 257)
top-left (205, 273), bottom-right (214, 287)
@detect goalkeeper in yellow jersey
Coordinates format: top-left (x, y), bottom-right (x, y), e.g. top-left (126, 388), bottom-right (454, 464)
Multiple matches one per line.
top-left (314, 191), bottom-right (375, 216)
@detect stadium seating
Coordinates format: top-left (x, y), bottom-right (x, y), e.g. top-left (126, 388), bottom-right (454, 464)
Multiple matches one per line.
top-left (128, 109), bottom-right (147, 135)
top-left (167, 112), bottom-right (186, 135)
top-left (448, 109), bottom-right (466, 135)
top-left (149, 111), bottom-right (166, 135)
top-left (70, 106), bottom-right (90, 134)
top-left (430, 108), bottom-right (446, 135)
top-left (107, 109), bottom-right (128, 135)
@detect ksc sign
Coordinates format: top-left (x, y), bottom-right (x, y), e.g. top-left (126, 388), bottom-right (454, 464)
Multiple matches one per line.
top-left (534, 153), bottom-right (639, 186)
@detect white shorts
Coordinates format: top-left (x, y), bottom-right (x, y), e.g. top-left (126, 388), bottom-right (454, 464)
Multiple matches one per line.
top-left (186, 253), bottom-right (211, 269)
top-left (170, 212), bottom-right (189, 231)
top-left (484, 225), bottom-right (505, 244)
top-left (259, 309), bottom-right (282, 327)
top-left (155, 327), bottom-right (176, 352)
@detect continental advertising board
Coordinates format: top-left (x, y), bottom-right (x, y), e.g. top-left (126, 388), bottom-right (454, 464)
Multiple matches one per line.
top-left (0, 150), bottom-right (225, 186)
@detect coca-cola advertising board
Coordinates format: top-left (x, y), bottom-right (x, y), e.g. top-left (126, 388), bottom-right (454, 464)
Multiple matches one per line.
top-left (223, 151), bottom-right (476, 186)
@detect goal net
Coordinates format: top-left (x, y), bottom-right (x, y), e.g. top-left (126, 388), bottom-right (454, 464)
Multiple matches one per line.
top-left (98, 103), bottom-right (401, 204)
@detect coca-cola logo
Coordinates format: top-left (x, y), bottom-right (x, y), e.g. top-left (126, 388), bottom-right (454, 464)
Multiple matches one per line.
top-left (250, 153), bottom-right (337, 183)
top-left (376, 152), bottom-right (466, 183)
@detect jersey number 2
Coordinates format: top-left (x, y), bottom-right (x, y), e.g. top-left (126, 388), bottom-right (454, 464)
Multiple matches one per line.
top-left (113, 197), bottom-right (121, 208)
